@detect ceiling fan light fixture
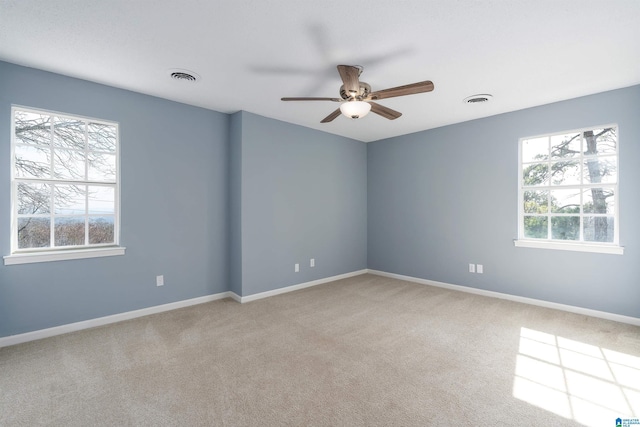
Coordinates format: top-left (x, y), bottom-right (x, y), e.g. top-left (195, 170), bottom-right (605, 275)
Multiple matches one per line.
top-left (340, 101), bottom-right (371, 119)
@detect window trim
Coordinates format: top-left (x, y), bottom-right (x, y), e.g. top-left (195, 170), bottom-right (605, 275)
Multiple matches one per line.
top-left (6, 105), bottom-right (124, 265)
top-left (515, 124), bottom-right (624, 255)
top-left (4, 246), bottom-right (126, 265)
top-left (513, 239), bottom-right (623, 255)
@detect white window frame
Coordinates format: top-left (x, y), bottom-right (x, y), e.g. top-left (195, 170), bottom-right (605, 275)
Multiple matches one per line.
top-left (514, 124), bottom-right (623, 255)
top-left (4, 105), bottom-right (125, 265)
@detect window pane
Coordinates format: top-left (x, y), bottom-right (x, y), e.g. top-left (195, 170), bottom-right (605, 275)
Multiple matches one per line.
top-left (524, 190), bottom-right (548, 213)
top-left (550, 189), bottom-right (581, 214)
top-left (88, 123), bottom-right (116, 152)
top-left (550, 133), bottom-right (581, 159)
top-left (583, 157), bottom-right (616, 184)
top-left (524, 216), bottom-right (548, 239)
top-left (53, 117), bottom-right (85, 150)
top-left (583, 128), bottom-right (616, 155)
top-left (14, 111), bottom-right (51, 146)
top-left (584, 217), bottom-right (614, 243)
top-left (54, 217), bottom-right (85, 246)
top-left (53, 148), bottom-right (86, 180)
top-left (522, 137), bottom-right (549, 162)
top-left (12, 108), bottom-right (119, 254)
top-left (523, 163), bottom-right (549, 186)
top-left (551, 216), bottom-right (580, 240)
top-left (18, 217), bottom-right (50, 249)
top-left (15, 145), bottom-right (51, 178)
top-left (550, 160), bottom-right (580, 185)
top-left (54, 185), bottom-right (86, 215)
top-left (88, 153), bottom-right (116, 182)
top-left (89, 216), bottom-right (115, 244)
top-left (520, 126), bottom-right (618, 246)
top-left (88, 186), bottom-right (115, 214)
top-left (583, 188), bottom-right (614, 214)
top-left (17, 183), bottom-right (51, 214)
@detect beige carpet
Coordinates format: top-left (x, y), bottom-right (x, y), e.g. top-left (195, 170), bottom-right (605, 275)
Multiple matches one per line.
top-left (1, 274), bottom-right (639, 426)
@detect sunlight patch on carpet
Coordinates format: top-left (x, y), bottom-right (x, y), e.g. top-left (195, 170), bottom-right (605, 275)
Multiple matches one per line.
top-left (513, 327), bottom-right (640, 427)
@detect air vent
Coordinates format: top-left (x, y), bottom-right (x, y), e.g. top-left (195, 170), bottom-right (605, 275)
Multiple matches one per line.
top-left (168, 69), bottom-right (200, 83)
top-left (464, 94), bottom-right (493, 104)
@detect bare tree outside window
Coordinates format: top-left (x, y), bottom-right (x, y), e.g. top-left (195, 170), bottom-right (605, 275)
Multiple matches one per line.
top-left (520, 127), bottom-right (617, 244)
top-left (12, 107), bottom-right (118, 252)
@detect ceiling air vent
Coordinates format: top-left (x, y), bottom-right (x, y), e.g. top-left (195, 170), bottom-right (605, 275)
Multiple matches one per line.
top-left (168, 69), bottom-right (200, 82)
top-left (464, 94), bottom-right (493, 104)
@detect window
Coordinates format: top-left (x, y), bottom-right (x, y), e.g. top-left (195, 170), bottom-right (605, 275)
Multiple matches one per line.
top-left (515, 125), bottom-right (622, 254)
top-left (4, 106), bottom-right (124, 265)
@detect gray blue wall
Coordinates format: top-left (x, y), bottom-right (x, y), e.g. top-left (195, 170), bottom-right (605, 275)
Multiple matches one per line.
top-left (368, 85), bottom-right (640, 318)
top-left (229, 112), bottom-right (243, 296)
top-left (0, 62), bottom-right (367, 337)
top-left (1, 59), bottom-right (637, 339)
top-left (233, 112), bottom-right (367, 296)
top-left (0, 62), bottom-right (230, 337)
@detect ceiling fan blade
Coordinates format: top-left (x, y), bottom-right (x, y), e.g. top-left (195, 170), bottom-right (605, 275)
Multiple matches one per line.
top-left (368, 101), bottom-right (402, 120)
top-left (320, 108), bottom-right (342, 123)
top-left (369, 80), bottom-right (434, 100)
top-left (281, 97), bottom-right (342, 102)
top-left (337, 65), bottom-right (361, 98)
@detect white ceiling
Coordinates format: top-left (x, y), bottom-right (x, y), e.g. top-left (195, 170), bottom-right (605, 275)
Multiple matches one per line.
top-left (1, 0), bottom-right (639, 142)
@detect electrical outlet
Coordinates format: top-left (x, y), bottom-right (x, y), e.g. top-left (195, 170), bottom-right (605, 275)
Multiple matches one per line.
top-left (294, 263), bottom-right (300, 273)
top-left (477, 264), bottom-right (484, 274)
top-left (156, 275), bottom-right (164, 286)
top-left (310, 258), bottom-right (315, 267)
top-left (469, 264), bottom-right (475, 273)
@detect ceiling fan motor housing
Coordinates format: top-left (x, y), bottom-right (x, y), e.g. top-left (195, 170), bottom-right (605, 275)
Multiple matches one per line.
top-left (340, 82), bottom-right (371, 100)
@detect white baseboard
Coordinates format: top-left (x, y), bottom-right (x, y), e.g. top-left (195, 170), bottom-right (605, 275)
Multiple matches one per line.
top-left (235, 269), bottom-right (369, 303)
top-left (367, 269), bottom-right (640, 327)
top-left (228, 292), bottom-right (242, 303)
top-left (0, 291), bottom-right (233, 348)
top-left (0, 270), bottom-right (369, 347)
top-left (13, 268), bottom-right (626, 347)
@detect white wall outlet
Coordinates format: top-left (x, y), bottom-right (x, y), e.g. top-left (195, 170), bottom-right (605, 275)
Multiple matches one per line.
top-left (477, 264), bottom-right (484, 274)
top-left (156, 275), bottom-right (164, 286)
top-left (469, 263), bottom-right (475, 273)
top-left (310, 258), bottom-right (315, 267)
top-left (294, 263), bottom-right (300, 273)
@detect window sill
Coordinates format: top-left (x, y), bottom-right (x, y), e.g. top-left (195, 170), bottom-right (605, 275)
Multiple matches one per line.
top-left (514, 239), bottom-right (623, 255)
top-left (4, 246), bottom-right (126, 265)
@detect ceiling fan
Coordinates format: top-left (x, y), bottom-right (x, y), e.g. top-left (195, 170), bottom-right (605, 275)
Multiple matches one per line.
top-left (281, 65), bottom-right (434, 123)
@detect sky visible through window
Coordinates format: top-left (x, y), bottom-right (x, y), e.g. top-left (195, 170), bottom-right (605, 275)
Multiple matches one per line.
top-left (520, 127), bottom-right (618, 246)
top-left (12, 107), bottom-right (118, 250)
